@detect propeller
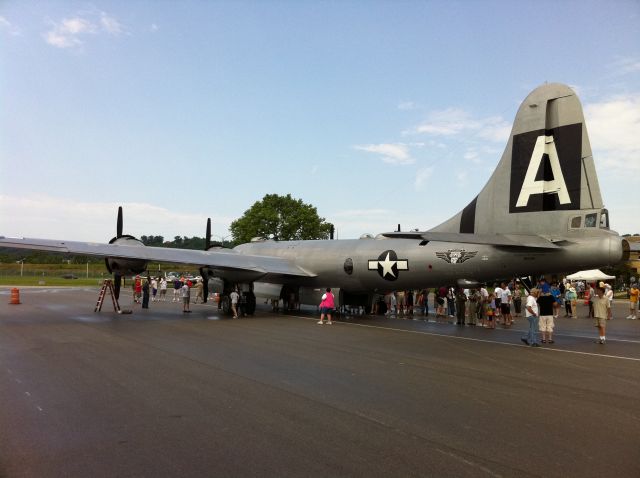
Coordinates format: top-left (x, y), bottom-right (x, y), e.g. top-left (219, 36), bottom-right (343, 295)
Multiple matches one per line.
top-left (102, 206), bottom-right (147, 301)
top-left (105, 206), bottom-right (125, 299)
top-left (199, 218), bottom-right (212, 303)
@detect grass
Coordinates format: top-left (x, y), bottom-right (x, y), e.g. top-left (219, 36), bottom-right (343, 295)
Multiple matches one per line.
top-left (0, 263), bottom-right (198, 287)
top-left (0, 276), bottom-right (104, 287)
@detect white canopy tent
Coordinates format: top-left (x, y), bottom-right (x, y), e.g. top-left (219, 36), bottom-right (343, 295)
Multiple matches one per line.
top-left (566, 269), bottom-right (615, 281)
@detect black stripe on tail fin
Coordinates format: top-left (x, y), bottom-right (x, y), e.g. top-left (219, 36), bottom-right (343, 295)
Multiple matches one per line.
top-left (459, 196), bottom-right (477, 233)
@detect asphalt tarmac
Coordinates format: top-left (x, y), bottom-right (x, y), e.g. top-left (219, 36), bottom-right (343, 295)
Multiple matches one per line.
top-left (1, 287), bottom-right (639, 478)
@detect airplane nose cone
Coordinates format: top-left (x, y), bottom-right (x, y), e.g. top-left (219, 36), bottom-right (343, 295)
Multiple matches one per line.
top-left (610, 236), bottom-right (627, 265)
top-left (619, 238), bottom-right (631, 263)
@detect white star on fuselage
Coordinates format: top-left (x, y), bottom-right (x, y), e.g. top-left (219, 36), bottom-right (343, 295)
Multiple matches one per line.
top-left (379, 252), bottom-right (396, 278)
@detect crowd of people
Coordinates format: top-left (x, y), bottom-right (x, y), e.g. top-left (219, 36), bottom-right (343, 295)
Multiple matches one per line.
top-left (131, 275), bottom-right (205, 313)
top-left (124, 272), bottom-right (640, 345)
top-left (367, 276), bottom-right (639, 345)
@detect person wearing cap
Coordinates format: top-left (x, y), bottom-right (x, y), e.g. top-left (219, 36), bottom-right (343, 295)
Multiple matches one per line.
top-left (603, 283), bottom-right (614, 319)
top-left (627, 282), bottom-right (639, 320)
top-left (592, 285), bottom-right (611, 344)
top-left (522, 288), bottom-right (540, 346)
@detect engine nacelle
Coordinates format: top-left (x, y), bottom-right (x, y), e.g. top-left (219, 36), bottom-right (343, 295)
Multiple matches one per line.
top-left (105, 235), bottom-right (148, 275)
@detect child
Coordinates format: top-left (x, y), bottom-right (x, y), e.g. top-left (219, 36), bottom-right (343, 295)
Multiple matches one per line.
top-left (485, 293), bottom-right (496, 329)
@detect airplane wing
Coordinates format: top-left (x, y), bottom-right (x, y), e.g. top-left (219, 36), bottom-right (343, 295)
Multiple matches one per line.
top-left (381, 231), bottom-right (561, 249)
top-left (0, 237), bottom-right (316, 279)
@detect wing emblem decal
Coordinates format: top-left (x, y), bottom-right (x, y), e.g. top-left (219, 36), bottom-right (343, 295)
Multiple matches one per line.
top-left (435, 249), bottom-right (477, 264)
top-left (368, 250), bottom-right (409, 281)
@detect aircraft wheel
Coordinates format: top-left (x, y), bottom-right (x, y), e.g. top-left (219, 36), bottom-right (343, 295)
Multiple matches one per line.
top-left (221, 295), bottom-right (231, 315)
top-left (246, 292), bottom-right (256, 315)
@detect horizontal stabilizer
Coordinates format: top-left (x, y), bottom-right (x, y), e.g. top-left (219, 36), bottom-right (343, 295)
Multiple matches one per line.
top-left (381, 231), bottom-right (561, 249)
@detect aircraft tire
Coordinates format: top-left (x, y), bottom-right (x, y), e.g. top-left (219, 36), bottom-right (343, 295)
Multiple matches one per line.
top-left (221, 295), bottom-right (231, 315)
top-left (246, 292), bottom-right (256, 315)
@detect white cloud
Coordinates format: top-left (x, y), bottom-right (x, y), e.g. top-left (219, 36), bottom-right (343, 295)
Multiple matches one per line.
top-left (414, 167), bottom-right (434, 191)
top-left (329, 209), bottom-right (428, 238)
top-left (397, 101), bottom-right (416, 110)
top-left (410, 108), bottom-right (511, 144)
top-left (150, 23), bottom-right (159, 32)
top-left (0, 16), bottom-right (20, 36)
top-left (455, 170), bottom-right (469, 185)
top-left (43, 12), bottom-right (124, 49)
top-left (584, 93), bottom-right (640, 173)
top-left (62, 17), bottom-right (96, 34)
top-left (0, 195), bottom-right (233, 242)
top-left (354, 143), bottom-right (415, 165)
top-left (609, 57), bottom-right (640, 77)
top-left (100, 12), bottom-right (124, 35)
top-left (332, 209), bottom-right (391, 218)
top-left (463, 150), bottom-right (482, 164)
top-left (413, 108), bottom-right (471, 135)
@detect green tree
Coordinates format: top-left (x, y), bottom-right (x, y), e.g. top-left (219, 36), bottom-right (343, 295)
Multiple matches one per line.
top-left (141, 235), bottom-right (164, 247)
top-left (230, 194), bottom-right (333, 244)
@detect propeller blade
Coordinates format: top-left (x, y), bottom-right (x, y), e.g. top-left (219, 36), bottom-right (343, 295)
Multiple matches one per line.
top-left (117, 206), bottom-right (123, 238)
top-left (205, 218), bottom-right (211, 250)
top-left (200, 267), bottom-right (208, 303)
top-left (114, 274), bottom-right (122, 300)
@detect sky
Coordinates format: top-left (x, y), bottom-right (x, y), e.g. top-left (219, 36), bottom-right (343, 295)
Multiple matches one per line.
top-left (1, 0), bottom-right (639, 243)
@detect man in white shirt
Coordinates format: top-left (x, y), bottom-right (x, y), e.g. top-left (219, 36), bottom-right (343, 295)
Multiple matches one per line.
top-left (180, 281), bottom-right (191, 313)
top-left (499, 282), bottom-right (513, 326)
top-left (494, 284), bottom-right (503, 321)
top-left (522, 288), bottom-right (540, 347)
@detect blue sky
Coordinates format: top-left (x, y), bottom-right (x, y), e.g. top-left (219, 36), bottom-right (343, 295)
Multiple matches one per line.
top-left (1, 0), bottom-right (639, 242)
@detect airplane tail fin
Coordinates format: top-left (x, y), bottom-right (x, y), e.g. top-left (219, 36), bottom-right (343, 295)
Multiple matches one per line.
top-left (430, 83), bottom-right (607, 238)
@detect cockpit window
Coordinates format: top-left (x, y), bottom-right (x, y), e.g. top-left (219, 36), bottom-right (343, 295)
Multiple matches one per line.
top-left (585, 213), bottom-right (597, 228)
top-left (600, 209), bottom-right (609, 229)
top-left (570, 216), bottom-right (582, 229)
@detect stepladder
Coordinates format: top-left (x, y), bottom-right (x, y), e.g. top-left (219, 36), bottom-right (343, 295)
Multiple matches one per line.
top-left (95, 279), bottom-right (121, 313)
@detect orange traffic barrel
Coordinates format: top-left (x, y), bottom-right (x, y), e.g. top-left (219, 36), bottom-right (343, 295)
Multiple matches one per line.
top-left (9, 288), bottom-right (21, 305)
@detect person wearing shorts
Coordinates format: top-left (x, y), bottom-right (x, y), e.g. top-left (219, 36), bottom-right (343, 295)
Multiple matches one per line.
top-left (499, 282), bottom-right (513, 326)
top-left (318, 287), bottom-right (335, 325)
top-left (493, 284), bottom-right (502, 322)
top-left (230, 289), bottom-right (239, 318)
top-left (485, 294), bottom-right (496, 328)
top-left (173, 279), bottom-right (182, 302)
top-left (537, 290), bottom-right (556, 344)
top-left (592, 286), bottom-right (611, 344)
top-left (627, 283), bottom-right (639, 320)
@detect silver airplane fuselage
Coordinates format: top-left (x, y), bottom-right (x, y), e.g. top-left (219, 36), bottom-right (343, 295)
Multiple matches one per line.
top-left (236, 230), bottom-right (623, 293)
